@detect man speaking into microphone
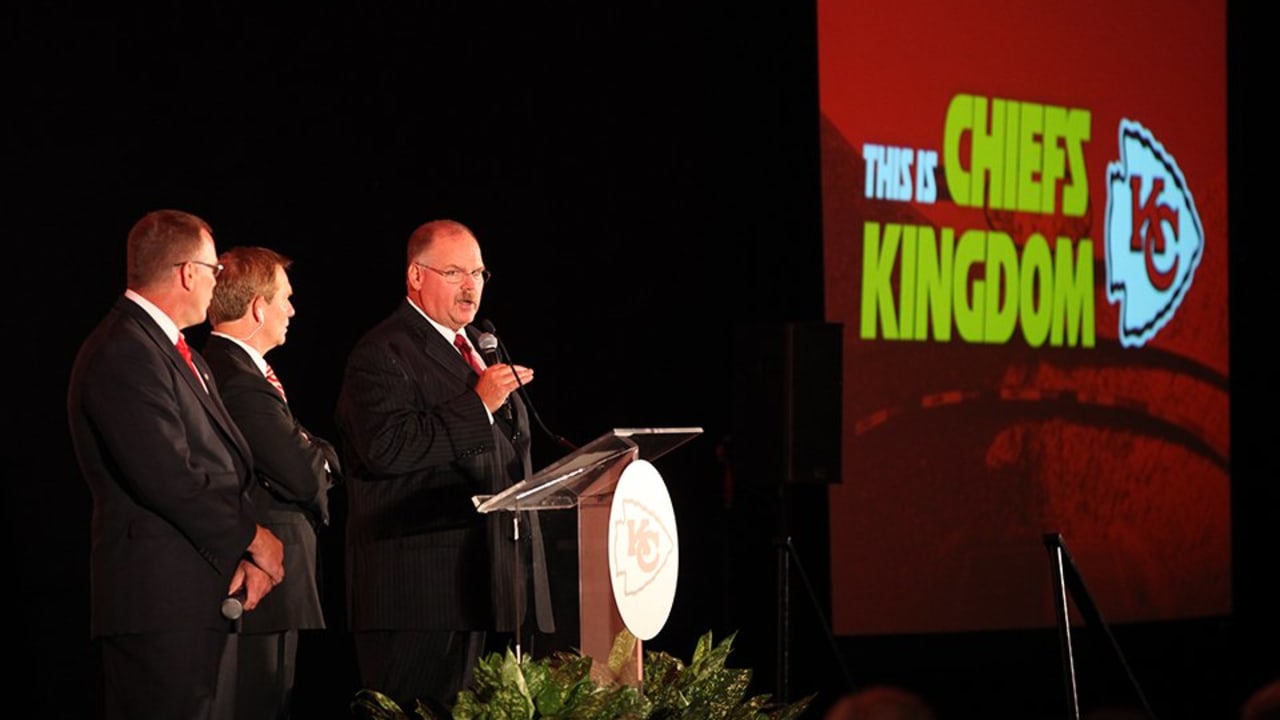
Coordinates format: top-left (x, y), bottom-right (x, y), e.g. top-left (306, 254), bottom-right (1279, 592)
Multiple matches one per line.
top-left (335, 219), bottom-right (555, 715)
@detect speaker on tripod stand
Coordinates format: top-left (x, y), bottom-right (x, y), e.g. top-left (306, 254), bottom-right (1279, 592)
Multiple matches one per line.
top-left (729, 321), bottom-right (851, 702)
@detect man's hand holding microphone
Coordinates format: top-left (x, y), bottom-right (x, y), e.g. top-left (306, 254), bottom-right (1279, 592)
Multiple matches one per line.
top-left (224, 524), bottom-right (285, 620)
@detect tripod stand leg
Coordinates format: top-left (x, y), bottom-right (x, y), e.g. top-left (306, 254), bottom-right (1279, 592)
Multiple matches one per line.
top-left (1048, 543), bottom-right (1081, 720)
top-left (775, 536), bottom-right (856, 702)
top-left (776, 541), bottom-right (791, 702)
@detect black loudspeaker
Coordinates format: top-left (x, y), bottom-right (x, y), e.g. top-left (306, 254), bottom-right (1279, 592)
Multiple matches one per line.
top-left (730, 322), bottom-right (842, 486)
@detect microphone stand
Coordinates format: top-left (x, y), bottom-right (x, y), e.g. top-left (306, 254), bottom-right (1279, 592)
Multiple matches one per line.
top-left (512, 508), bottom-right (523, 662)
top-left (489, 331), bottom-right (577, 452)
top-left (484, 323), bottom-right (572, 664)
top-left (774, 479), bottom-right (854, 703)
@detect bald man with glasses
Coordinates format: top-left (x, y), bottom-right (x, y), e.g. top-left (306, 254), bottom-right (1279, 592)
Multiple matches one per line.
top-left (335, 219), bottom-right (555, 715)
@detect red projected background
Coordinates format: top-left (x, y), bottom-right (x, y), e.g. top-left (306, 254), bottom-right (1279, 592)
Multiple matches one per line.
top-left (819, 0), bottom-right (1229, 635)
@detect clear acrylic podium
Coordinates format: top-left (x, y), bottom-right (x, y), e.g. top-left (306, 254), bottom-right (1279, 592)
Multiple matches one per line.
top-left (474, 427), bottom-right (702, 683)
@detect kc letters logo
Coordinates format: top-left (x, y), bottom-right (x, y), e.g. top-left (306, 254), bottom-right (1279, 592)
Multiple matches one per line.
top-left (1104, 119), bottom-right (1203, 348)
top-left (611, 499), bottom-right (675, 595)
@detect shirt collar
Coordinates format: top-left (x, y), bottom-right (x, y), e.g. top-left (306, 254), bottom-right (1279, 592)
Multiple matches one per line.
top-left (209, 331), bottom-right (269, 374)
top-left (124, 289), bottom-right (181, 344)
top-left (406, 297), bottom-right (471, 348)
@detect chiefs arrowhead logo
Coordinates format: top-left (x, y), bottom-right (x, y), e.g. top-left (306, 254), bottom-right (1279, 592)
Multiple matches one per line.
top-left (1104, 119), bottom-right (1204, 348)
top-left (611, 499), bottom-right (676, 595)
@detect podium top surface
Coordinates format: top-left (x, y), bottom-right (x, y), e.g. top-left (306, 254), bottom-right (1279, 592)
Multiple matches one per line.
top-left (473, 427), bottom-right (702, 513)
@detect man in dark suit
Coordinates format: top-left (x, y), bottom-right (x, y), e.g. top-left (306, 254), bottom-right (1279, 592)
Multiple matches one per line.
top-left (67, 209), bottom-right (286, 720)
top-left (335, 218), bottom-right (554, 714)
top-left (204, 246), bottom-right (341, 719)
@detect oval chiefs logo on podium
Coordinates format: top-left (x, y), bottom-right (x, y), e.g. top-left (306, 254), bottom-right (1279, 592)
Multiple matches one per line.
top-left (607, 459), bottom-right (679, 640)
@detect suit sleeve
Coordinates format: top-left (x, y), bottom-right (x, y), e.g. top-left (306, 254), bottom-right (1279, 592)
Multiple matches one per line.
top-left (336, 333), bottom-right (494, 477)
top-left (218, 371), bottom-right (336, 527)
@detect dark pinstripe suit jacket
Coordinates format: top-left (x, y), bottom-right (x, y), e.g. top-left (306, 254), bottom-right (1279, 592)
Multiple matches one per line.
top-left (335, 300), bottom-right (553, 633)
top-left (67, 296), bottom-right (259, 636)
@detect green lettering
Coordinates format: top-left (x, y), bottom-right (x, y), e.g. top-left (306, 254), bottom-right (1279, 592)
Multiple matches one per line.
top-left (954, 229), bottom-right (985, 342)
top-left (984, 231), bottom-right (1018, 343)
top-left (860, 222), bottom-right (900, 340)
top-left (915, 225), bottom-right (953, 341)
top-left (1051, 237), bottom-right (1095, 346)
top-left (1019, 233), bottom-right (1053, 347)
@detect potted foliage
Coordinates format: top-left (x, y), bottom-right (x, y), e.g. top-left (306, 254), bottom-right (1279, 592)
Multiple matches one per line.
top-left (350, 630), bottom-right (814, 720)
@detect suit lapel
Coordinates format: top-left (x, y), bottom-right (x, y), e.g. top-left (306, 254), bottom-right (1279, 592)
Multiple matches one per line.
top-left (120, 300), bottom-right (254, 469)
top-left (398, 302), bottom-right (474, 382)
top-left (208, 335), bottom-right (292, 417)
top-left (192, 350), bottom-right (254, 464)
top-left (396, 303), bottom-right (532, 459)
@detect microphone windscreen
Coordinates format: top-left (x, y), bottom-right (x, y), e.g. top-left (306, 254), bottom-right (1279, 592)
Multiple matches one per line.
top-left (479, 319), bottom-right (498, 334)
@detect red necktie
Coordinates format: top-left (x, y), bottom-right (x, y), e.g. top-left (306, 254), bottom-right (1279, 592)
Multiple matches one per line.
top-left (264, 363), bottom-right (287, 402)
top-left (454, 333), bottom-right (484, 374)
top-left (175, 333), bottom-right (202, 385)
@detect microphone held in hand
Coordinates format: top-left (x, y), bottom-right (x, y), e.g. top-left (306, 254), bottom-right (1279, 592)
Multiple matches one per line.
top-left (222, 586), bottom-right (247, 621)
top-left (476, 331), bottom-right (501, 366)
top-left (476, 331), bottom-right (512, 421)
top-left (479, 320), bottom-right (578, 451)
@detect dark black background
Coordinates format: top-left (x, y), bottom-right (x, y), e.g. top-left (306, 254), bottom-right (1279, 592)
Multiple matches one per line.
top-left (4, 3), bottom-right (1271, 718)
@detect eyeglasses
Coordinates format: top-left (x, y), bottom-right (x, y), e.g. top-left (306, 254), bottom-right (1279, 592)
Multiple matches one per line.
top-left (414, 262), bottom-right (491, 284)
top-left (174, 260), bottom-right (224, 278)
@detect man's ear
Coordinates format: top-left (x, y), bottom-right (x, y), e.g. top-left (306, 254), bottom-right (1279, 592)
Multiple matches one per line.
top-left (176, 262), bottom-right (195, 290)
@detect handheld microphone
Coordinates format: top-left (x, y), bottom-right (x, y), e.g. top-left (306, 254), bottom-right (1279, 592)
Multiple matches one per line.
top-left (476, 331), bottom-right (513, 422)
top-left (222, 586), bottom-right (247, 621)
top-left (480, 320), bottom-right (578, 451)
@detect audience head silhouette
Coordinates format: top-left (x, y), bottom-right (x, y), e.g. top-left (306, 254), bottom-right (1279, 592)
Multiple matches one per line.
top-left (1243, 678), bottom-right (1280, 720)
top-left (823, 685), bottom-right (936, 720)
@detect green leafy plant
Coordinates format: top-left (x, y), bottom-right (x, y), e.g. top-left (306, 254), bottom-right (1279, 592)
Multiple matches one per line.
top-left (350, 630), bottom-right (813, 720)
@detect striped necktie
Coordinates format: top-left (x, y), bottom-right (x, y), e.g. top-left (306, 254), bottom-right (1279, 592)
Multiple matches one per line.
top-left (264, 363), bottom-right (287, 402)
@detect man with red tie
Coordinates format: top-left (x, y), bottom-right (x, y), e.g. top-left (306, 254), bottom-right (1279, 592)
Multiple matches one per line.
top-left (203, 246), bottom-right (341, 719)
top-left (67, 209), bottom-right (285, 720)
top-left (335, 219), bottom-right (555, 715)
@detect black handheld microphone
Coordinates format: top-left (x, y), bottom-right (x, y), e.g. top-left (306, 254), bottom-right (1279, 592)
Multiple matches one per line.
top-left (222, 586), bottom-right (247, 621)
top-left (479, 320), bottom-right (578, 451)
top-left (476, 331), bottom-right (513, 422)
